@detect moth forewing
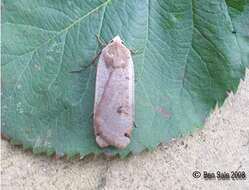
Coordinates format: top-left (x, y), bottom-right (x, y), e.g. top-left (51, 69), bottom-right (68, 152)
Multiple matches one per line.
top-left (93, 36), bottom-right (134, 149)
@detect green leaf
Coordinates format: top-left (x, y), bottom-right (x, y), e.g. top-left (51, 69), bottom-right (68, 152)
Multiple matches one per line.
top-left (226, 0), bottom-right (249, 67)
top-left (1, 0), bottom-right (247, 157)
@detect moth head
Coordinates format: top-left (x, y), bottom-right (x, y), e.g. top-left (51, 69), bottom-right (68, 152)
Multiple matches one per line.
top-left (110, 35), bottom-right (124, 45)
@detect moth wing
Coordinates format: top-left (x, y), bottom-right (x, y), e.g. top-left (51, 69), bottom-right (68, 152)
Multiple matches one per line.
top-left (94, 49), bottom-right (111, 111)
top-left (94, 52), bottom-right (134, 148)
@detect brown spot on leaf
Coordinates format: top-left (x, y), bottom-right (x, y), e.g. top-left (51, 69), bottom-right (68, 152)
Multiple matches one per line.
top-left (156, 107), bottom-right (172, 119)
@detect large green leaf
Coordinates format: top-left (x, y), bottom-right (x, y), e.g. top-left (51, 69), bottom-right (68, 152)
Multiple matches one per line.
top-left (1, 0), bottom-right (247, 157)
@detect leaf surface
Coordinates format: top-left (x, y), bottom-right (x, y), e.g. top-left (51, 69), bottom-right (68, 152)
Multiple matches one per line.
top-left (2, 0), bottom-right (247, 157)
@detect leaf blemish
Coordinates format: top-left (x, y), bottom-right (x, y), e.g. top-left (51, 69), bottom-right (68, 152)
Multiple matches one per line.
top-left (156, 107), bottom-right (172, 119)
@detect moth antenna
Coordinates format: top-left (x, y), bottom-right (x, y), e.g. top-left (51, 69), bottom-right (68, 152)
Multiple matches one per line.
top-left (91, 51), bottom-right (102, 65)
top-left (129, 48), bottom-right (143, 55)
top-left (69, 51), bottom-right (102, 73)
top-left (95, 34), bottom-right (107, 47)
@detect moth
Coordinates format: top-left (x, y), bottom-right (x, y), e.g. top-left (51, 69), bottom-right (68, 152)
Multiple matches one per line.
top-left (94, 36), bottom-right (134, 149)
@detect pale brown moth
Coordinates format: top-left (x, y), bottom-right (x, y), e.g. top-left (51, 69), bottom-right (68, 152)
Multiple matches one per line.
top-left (94, 36), bottom-right (134, 149)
